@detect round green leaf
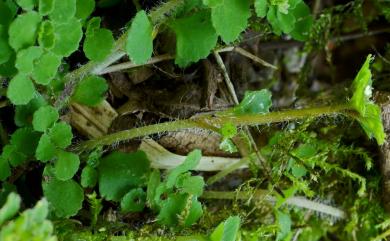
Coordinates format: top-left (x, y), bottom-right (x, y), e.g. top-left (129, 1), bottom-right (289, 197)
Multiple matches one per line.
top-left (52, 18), bottom-right (82, 57)
top-left (36, 133), bottom-right (57, 162)
top-left (120, 188), bottom-right (146, 213)
top-left (72, 75), bottom-right (108, 106)
top-left (39, 0), bottom-right (54, 15)
top-left (48, 122), bottom-right (73, 148)
top-left (15, 46), bottom-right (43, 74)
top-left (255, 0), bottom-right (269, 18)
top-left (32, 52), bottom-right (61, 85)
top-left (83, 28), bottom-right (114, 61)
top-left (54, 151), bottom-right (80, 181)
top-left (7, 74), bottom-right (36, 105)
top-left (126, 10), bottom-right (153, 64)
top-left (32, 105), bottom-right (59, 132)
top-left (209, 0), bottom-right (251, 43)
top-left (80, 166), bottom-right (98, 188)
top-left (76, 0), bottom-right (95, 20)
top-left (43, 176), bottom-right (84, 218)
top-left (85, 17), bottom-right (101, 36)
top-left (0, 52), bottom-right (17, 77)
top-left (16, 0), bottom-right (36, 10)
top-left (49, 0), bottom-right (76, 23)
top-left (277, 11), bottom-right (296, 33)
top-left (232, 89), bottom-right (272, 115)
top-left (170, 10), bottom-right (218, 67)
top-left (8, 11), bottom-right (41, 51)
top-left (288, 1), bottom-right (313, 41)
top-left (98, 151), bottom-right (150, 201)
top-left (267, 6), bottom-right (282, 35)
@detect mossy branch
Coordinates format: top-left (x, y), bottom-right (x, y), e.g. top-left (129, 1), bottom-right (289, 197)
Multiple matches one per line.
top-left (78, 104), bottom-right (356, 151)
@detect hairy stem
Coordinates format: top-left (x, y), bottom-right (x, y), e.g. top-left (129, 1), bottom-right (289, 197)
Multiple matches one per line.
top-left (202, 190), bottom-right (346, 219)
top-left (78, 104), bottom-right (355, 151)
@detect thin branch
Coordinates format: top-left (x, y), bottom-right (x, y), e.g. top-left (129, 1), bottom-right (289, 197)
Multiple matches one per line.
top-left (97, 54), bottom-right (174, 75)
top-left (217, 46), bottom-right (277, 69)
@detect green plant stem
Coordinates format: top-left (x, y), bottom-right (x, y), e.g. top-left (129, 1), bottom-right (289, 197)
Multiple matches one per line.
top-left (78, 104), bottom-right (356, 151)
top-left (202, 190), bottom-right (346, 219)
top-left (54, 0), bottom-right (184, 110)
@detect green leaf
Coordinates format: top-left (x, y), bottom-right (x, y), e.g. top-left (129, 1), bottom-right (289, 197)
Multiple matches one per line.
top-left (210, 216), bottom-right (241, 241)
top-left (349, 55), bottom-right (386, 145)
top-left (42, 172), bottom-right (84, 218)
top-left (76, 0), bottom-right (95, 20)
top-left (277, 11), bottom-right (296, 33)
top-left (288, 1), bottom-right (313, 41)
top-left (202, 0), bottom-right (220, 7)
top-left (52, 18), bottom-right (83, 57)
top-left (83, 28), bottom-right (114, 61)
top-left (219, 138), bottom-right (238, 153)
top-left (357, 103), bottom-right (385, 145)
top-left (207, 0), bottom-right (251, 43)
top-left (85, 17), bottom-right (101, 36)
top-left (255, 0), bottom-right (269, 18)
top-left (36, 133), bottom-right (57, 162)
top-left (54, 151), bottom-right (80, 181)
top-left (146, 169), bottom-right (160, 210)
top-left (0, 193), bottom-right (20, 226)
top-left (16, 0), bottom-right (36, 10)
top-left (32, 52), bottom-right (61, 85)
top-left (177, 175), bottom-right (205, 196)
top-left (7, 74), bottom-right (36, 105)
top-left (48, 122), bottom-right (73, 148)
top-left (8, 11), bottom-right (42, 51)
top-left (49, 0), bottom-right (76, 23)
top-left (0, 157), bottom-right (11, 181)
top-left (81, 166), bottom-right (98, 188)
top-left (183, 196), bottom-right (203, 227)
top-left (232, 89), bottom-right (272, 115)
top-left (14, 96), bottom-right (47, 127)
top-left (38, 20), bottom-right (55, 49)
top-left (32, 105), bottom-right (59, 132)
top-left (1, 145), bottom-right (27, 168)
top-left (166, 149), bottom-right (201, 188)
top-left (220, 122), bottom-right (237, 138)
top-left (10, 127), bottom-right (43, 157)
top-left (15, 46), bottom-right (43, 74)
top-left (120, 188), bottom-right (146, 213)
top-left (0, 26), bottom-right (12, 65)
top-left (157, 193), bottom-right (202, 227)
top-left (276, 210), bottom-right (292, 241)
top-left (350, 55), bottom-right (374, 116)
top-left (126, 10), bottom-right (153, 64)
top-left (98, 151), bottom-right (150, 201)
top-left (72, 75), bottom-right (108, 106)
top-left (0, 52), bottom-right (17, 77)
top-left (170, 10), bottom-right (218, 67)
top-left (267, 6), bottom-right (282, 35)
top-left (0, 1), bottom-right (14, 26)
top-left (39, 0), bottom-right (54, 15)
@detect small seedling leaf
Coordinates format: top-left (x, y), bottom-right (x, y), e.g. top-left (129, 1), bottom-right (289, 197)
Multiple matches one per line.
top-left (120, 188), bottom-right (146, 213)
top-left (32, 105), bottom-right (59, 132)
top-left (54, 151), bottom-right (80, 181)
top-left (72, 75), bottom-right (108, 106)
